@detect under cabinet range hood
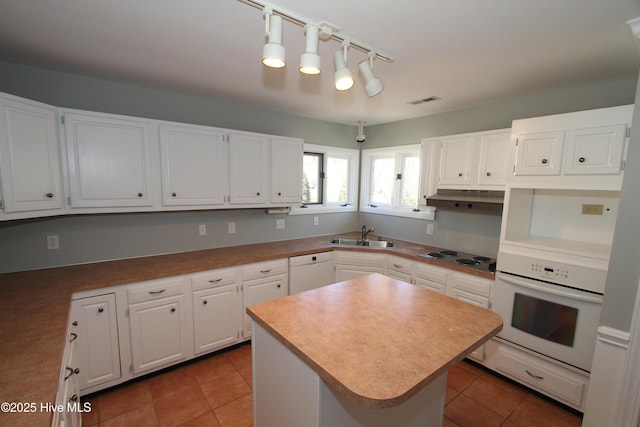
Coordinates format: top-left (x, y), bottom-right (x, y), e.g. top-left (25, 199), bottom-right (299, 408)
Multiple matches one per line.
top-left (426, 190), bottom-right (505, 213)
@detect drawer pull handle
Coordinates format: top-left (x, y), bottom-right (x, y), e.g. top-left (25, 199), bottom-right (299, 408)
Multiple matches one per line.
top-left (69, 333), bottom-right (78, 342)
top-left (525, 369), bottom-right (544, 380)
top-left (393, 264), bottom-right (402, 268)
top-left (64, 367), bottom-right (80, 380)
top-left (208, 278), bottom-right (222, 283)
top-left (148, 289), bottom-right (166, 295)
top-left (46, 193), bottom-right (54, 198)
top-left (69, 394), bottom-right (78, 402)
top-left (260, 269), bottom-right (272, 274)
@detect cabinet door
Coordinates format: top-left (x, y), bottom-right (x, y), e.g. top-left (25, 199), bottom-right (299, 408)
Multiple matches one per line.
top-left (419, 139), bottom-right (440, 205)
top-left (271, 137), bottom-right (302, 203)
top-left (242, 275), bottom-right (287, 338)
top-left (129, 294), bottom-right (190, 374)
top-left (64, 112), bottom-right (155, 208)
top-left (0, 95), bottom-right (63, 213)
top-left (438, 136), bottom-right (475, 186)
top-left (477, 132), bottom-right (510, 187)
top-left (71, 294), bottom-right (121, 392)
top-left (562, 124), bottom-right (626, 175)
top-left (228, 133), bottom-right (268, 204)
top-left (160, 124), bottom-right (228, 206)
top-left (193, 284), bottom-right (239, 355)
top-left (514, 131), bottom-right (564, 176)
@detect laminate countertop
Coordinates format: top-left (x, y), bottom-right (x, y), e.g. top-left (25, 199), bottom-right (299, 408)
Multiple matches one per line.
top-left (0, 233), bottom-right (495, 426)
top-left (247, 273), bottom-right (503, 409)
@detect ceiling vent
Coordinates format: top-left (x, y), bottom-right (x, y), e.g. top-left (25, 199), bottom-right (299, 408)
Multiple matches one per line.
top-left (408, 96), bottom-right (440, 105)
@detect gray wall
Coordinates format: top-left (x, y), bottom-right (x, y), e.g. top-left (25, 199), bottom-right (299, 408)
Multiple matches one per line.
top-left (0, 56), bottom-right (638, 334)
top-left (598, 71), bottom-right (640, 332)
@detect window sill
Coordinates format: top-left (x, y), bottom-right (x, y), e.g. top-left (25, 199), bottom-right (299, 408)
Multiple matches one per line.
top-left (359, 205), bottom-right (436, 220)
top-left (289, 205), bottom-right (358, 215)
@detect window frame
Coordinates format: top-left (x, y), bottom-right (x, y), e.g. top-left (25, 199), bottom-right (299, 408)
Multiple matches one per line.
top-left (289, 144), bottom-right (359, 215)
top-left (360, 144), bottom-right (435, 219)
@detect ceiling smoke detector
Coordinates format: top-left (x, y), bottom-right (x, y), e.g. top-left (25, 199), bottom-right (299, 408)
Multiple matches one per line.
top-left (408, 96), bottom-right (441, 105)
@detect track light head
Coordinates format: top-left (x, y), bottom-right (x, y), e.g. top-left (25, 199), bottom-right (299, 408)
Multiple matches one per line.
top-left (356, 121), bottom-right (366, 143)
top-left (299, 25), bottom-right (321, 75)
top-left (262, 13), bottom-right (285, 68)
top-left (358, 54), bottom-right (384, 97)
top-left (334, 43), bottom-right (354, 91)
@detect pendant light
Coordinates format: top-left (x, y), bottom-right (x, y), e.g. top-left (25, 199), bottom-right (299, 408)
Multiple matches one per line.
top-left (299, 25), bottom-right (321, 75)
top-left (262, 11), bottom-right (285, 68)
top-left (334, 42), bottom-right (354, 91)
top-left (358, 53), bottom-right (384, 97)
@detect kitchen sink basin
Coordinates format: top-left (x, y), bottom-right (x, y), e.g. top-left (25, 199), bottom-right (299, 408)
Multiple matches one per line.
top-left (329, 237), bottom-right (395, 248)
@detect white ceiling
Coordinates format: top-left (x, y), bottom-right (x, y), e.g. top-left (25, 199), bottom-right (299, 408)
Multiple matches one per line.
top-left (1, 0), bottom-right (640, 126)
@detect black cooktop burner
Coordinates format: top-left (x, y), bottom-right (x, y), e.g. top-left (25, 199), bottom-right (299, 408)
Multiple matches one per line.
top-left (416, 249), bottom-right (496, 273)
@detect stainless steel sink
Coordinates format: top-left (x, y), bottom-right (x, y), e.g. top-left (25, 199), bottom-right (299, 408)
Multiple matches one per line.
top-left (329, 237), bottom-right (395, 248)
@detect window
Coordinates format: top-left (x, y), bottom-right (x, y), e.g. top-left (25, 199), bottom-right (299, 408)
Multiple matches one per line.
top-left (290, 144), bottom-right (359, 215)
top-left (361, 145), bottom-right (434, 219)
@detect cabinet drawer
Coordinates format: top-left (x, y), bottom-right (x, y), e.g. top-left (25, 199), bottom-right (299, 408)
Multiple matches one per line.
top-left (493, 342), bottom-right (588, 409)
top-left (127, 277), bottom-right (188, 304)
top-left (191, 267), bottom-right (238, 291)
top-left (414, 262), bottom-right (448, 284)
top-left (447, 287), bottom-right (489, 308)
top-left (243, 259), bottom-right (287, 281)
top-left (414, 277), bottom-right (446, 295)
top-left (335, 251), bottom-right (385, 267)
top-left (448, 272), bottom-right (492, 298)
top-left (385, 255), bottom-right (413, 273)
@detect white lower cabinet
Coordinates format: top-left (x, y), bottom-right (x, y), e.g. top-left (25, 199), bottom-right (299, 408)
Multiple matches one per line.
top-left (191, 268), bottom-right (240, 356)
top-left (413, 262), bottom-right (448, 295)
top-left (71, 293), bottom-right (121, 394)
top-left (241, 259), bottom-right (288, 339)
top-left (484, 338), bottom-right (589, 411)
top-left (53, 315), bottom-right (81, 427)
top-left (334, 251), bottom-right (385, 282)
top-left (446, 272), bottom-right (493, 362)
top-left (127, 277), bottom-right (193, 375)
top-left (385, 255), bottom-right (413, 283)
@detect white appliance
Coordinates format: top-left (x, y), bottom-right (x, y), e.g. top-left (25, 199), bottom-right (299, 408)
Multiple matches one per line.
top-left (289, 252), bottom-right (335, 295)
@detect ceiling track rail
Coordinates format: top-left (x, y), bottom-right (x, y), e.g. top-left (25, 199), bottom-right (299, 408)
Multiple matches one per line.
top-left (238, 0), bottom-right (394, 62)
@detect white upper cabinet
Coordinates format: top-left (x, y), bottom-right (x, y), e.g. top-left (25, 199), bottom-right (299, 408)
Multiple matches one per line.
top-left (228, 132), bottom-right (269, 205)
top-left (63, 111), bottom-right (156, 208)
top-left (438, 129), bottom-right (510, 190)
top-left (510, 105), bottom-right (633, 189)
top-left (0, 93), bottom-right (64, 215)
top-left (270, 137), bottom-right (303, 204)
top-left (159, 123), bottom-right (228, 206)
top-left (418, 139), bottom-right (440, 205)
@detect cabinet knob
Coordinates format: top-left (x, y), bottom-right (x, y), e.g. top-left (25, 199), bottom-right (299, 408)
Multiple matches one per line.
top-left (203, 300), bottom-right (207, 305)
top-left (277, 284), bottom-right (281, 288)
top-left (45, 193), bottom-right (54, 198)
top-left (486, 172), bottom-right (491, 176)
top-left (578, 157), bottom-right (585, 163)
top-left (256, 192), bottom-right (261, 196)
top-left (170, 307), bottom-right (176, 313)
top-left (69, 394), bottom-right (78, 403)
top-left (137, 192), bottom-right (143, 197)
top-left (541, 158), bottom-right (548, 164)
top-left (171, 192), bottom-right (177, 197)
top-left (458, 172), bottom-right (463, 177)
top-left (72, 321), bottom-right (78, 326)
top-left (98, 307), bottom-right (104, 313)
top-left (277, 192), bottom-right (282, 196)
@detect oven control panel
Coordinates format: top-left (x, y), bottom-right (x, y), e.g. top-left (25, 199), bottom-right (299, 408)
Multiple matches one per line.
top-left (497, 251), bottom-right (607, 294)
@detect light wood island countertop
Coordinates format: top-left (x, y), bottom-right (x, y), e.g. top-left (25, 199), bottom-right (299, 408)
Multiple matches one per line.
top-left (0, 233), bottom-right (495, 426)
top-left (247, 273), bottom-right (503, 409)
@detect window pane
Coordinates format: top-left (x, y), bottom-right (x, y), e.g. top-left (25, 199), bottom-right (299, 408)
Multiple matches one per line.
top-left (370, 157), bottom-right (395, 205)
top-left (326, 157), bottom-right (348, 204)
top-left (303, 153), bottom-right (322, 204)
top-left (400, 156), bottom-right (419, 207)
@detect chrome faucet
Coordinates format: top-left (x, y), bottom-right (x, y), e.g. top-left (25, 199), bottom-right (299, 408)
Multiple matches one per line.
top-left (361, 225), bottom-right (374, 242)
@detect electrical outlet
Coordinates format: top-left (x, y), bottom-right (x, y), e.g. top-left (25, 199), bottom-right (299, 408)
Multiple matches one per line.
top-left (46, 235), bottom-right (59, 250)
top-left (426, 223), bottom-right (434, 235)
top-left (313, 216), bottom-right (319, 226)
top-left (199, 224), bottom-right (207, 236)
top-left (276, 219), bottom-right (285, 229)
top-left (228, 222), bottom-right (236, 234)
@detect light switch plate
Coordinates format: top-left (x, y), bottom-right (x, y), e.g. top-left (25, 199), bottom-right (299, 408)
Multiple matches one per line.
top-left (228, 222), bottom-right (236, 234)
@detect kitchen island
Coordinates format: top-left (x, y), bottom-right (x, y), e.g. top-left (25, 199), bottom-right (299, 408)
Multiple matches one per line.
top-left (247, 273), bottom-right (503, 427)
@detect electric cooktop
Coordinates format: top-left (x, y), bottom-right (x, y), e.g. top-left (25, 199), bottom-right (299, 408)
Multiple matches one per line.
top-left (416, 249), bottom-right (496, 273)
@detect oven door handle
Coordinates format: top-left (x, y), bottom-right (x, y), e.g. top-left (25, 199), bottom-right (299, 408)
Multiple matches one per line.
top-left (497, 273), bottom-right (603, 304)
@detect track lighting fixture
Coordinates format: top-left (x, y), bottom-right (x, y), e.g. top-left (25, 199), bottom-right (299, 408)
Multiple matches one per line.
top-left (262, 10), bottom-right (285, 68)
top-left (334, 42), bottom-right (354, 91)
top-left (358, 53), bottom-right (384, 97)
top-left (356, 121), bottom-right (366, 143)
top-left (299, 25), bottom-right (321, 75)
top-left (244, 0), bottom-right (392, 93)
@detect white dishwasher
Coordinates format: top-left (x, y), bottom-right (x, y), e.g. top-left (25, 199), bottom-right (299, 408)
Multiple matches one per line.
top-left (288, 252), bottom-right (335, 295)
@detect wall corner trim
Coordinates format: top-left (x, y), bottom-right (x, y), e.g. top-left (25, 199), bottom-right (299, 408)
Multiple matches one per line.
top-left (597, 325), bottom-right (630, 349)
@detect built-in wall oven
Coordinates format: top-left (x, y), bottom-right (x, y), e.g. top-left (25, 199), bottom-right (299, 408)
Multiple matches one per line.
top-left (492, 252), bottom-right (604, 372)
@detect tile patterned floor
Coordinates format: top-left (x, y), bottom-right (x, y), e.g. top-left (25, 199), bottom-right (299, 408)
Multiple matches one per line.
top-left (82, 343), bottom-right (583, 427)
